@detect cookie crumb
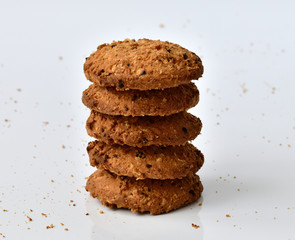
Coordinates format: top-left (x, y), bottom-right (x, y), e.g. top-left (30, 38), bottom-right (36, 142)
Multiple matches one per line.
top-left (159, 24), bottom-right (165, 28)
top-left (198, 202), bottom-right (202, 206)
top-left (41, 213), bottom-right (47, 217)
top-left (64, 228), bottom-right (69, 231)
top-left (85, 213), bottom-right (89, 216)
top-left (60, 223), bottom-right (64, 226)
top-left (26, 216), bottom-right (32, 221)
top-left (3, 210), bottom-right (8, 212)
top-left (192, 223), bottom-right (199, 229)
top-left (240, 83), bottom-right (248, 94)
top-left (99, 210), bottom-right (104, 214)
top-left (43, 121), bottom-right (49, 125)
top-left (46, 224), bottom-right (54, 229)
top-left (226, 214), bottom-right (231, 218)
top-left (62, 145), bottom-right (66, 149)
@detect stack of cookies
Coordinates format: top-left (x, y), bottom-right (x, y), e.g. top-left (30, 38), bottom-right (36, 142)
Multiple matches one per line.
top-left (82, 39), bottom-right (204, 215)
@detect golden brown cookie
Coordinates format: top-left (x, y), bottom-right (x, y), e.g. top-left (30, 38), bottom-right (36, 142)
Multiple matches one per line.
top-left (84, 39), bottom-right (203, 91)
top-left (86, 169), bottom-right (203, 215)
top-left (87, 140), bottom-right (204, 180)
top-left (82, 82), bottom-right (199, 117)
top-left (86, 111), bottom-right (202, 147)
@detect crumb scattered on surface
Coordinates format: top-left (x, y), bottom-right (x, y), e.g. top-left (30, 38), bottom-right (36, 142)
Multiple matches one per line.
top-left (41, 213), bottom-right (47, 217)
top-left (60, 223), bottom-right (64, 226)
top-left (46, 224), bottom-right (54, 229)
top-left (26, 216), bottom-right (32, 221)
top-left (99, 210), bottom-right (104, 214)
top-left (226, 214), bottom-right (231, 218)
top-left (85, 213), bottom-right (89, 215)
top-left (241, 83), bottom-right (248, 94)
top-left (3, 210), bottom-right (8, 212)
top-left (198, 202), bottom-right (202, 206)
top-left (192, 223), bottom-right (199, 229)
top-left (43, 121), bottom-right (49, 125)
top-left (159, 24), bottom-right (165, 28)
top-left (64, 228), bottom-right (69, 231)
top-left (62, 145), bottom-right (66, 149)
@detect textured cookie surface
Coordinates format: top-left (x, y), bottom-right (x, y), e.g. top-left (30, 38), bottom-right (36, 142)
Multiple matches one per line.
top-left (86, 111), bottom-right (202, 147)
top-left (84, 39), bottom-right (203, 91)
top-left (86, 169), bottom-right (203, 215)
top-left (87, 140), bottom-right (204, 180)
top-left (82, 83), bottom-right (199, 116)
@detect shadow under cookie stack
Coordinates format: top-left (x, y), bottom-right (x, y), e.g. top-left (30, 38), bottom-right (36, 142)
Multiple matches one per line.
top-left (82, 39), bottom-right (204, 215)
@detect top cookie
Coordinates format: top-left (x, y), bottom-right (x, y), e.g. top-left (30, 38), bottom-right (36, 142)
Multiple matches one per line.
top-left (84, 39), bottom-right (203, 91)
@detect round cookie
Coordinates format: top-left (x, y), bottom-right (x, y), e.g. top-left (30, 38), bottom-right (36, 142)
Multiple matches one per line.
top-left (86, 169), bottom-right (203, 215)
top-left (82, 82), bottom-right (199, 117)
top-left (87, 140), bottom-right (204, 180)
top-left (84, 39), bottom-right (203, 91)
top-left (86, 111), bottom-right (202, 147)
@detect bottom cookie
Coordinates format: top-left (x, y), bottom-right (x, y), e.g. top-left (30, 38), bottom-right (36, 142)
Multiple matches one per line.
top-left (86, 169), bottom-right (203, 215)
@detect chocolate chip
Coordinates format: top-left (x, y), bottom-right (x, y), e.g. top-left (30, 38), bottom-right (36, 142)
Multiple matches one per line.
top-left (103, 133), bottom-right (107, 137)
top-left (132, 94), bottom-right (138, 101)
top-left (118, 81), bottom-right (124, 88)
top-left (136, 151), bottom-right (146, 159)
top-left (183, 53), bottom-right (188, 60)
top-left (113, 154), bottom-right (118, 158)
top-left (189, 190), bottom-right (195, 196)
top-left (101, 69), bottom-right (105, 73)
top-left (127, 63), bottom-right (130, 67)
top-left (146, 164), bottom-right (152, 168)
top-left (85, 57), bottom-right (88, 60)
top-left (143, 138), bottom-right (148, 144)
top-left (167, 49), bottom-right (171, 53)
top-left (125, 107), bottom-right (129, 111)
top-left (195, 58), bottom-right (200, 64)
top-left (104, 154), bottom-right (109, 160)
top-left (106, 73), bottom-right (112, 76)
top-left (182, 127), bottom-right (188, 134)
top-left (140, 71), bottom-right (146, 76)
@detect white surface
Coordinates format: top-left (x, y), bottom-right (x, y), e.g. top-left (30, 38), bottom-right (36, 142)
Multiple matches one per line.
top-left (0, 0), bottom-right (295, 239)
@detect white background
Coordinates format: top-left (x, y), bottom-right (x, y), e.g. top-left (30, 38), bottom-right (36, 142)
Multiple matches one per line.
top-left (0, 0), bottom-right (295, 239)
